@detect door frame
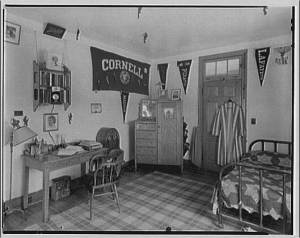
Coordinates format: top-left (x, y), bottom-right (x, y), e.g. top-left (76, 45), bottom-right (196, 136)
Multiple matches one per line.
top-left (198, 49), bottom-right (248, 162)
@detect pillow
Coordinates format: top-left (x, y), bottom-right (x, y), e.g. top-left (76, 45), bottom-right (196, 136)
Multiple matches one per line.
top-left (242, 150), bottom-right (291, 169)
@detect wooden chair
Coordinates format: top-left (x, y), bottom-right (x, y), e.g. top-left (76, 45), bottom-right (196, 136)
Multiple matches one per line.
top-left (86, 127), bottom-right (124, 220)
top-left (87, 153), bottom-right (124, 220)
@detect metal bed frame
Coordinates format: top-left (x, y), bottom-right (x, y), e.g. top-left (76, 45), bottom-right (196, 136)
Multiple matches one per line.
top-left (217, 139), bottom-right (293, 234)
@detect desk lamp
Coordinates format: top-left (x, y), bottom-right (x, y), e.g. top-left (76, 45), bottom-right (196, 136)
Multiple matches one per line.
top-left (4, 119), bottom-right (37, 217)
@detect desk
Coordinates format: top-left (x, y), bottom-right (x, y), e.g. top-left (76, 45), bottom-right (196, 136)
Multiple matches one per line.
top-left (22, 148), bottom-right (108, 223)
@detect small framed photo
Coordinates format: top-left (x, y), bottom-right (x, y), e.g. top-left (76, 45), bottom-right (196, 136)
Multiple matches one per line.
top-left (91, 103), bottom-right (102, 113)
top-left (46, 53), bottom-right (63, 71)
top-left (5, 21), bottom-right (21, 45)
top-left (159, 89), bottom-right (168, 99)
top-left (171, 89), bottom-right (181, 100)
top-left (43, 113), bottom-right (59, 132)
top-left (164, 108), bottom-right (175, 120)
top-left (43, 23), bottom-right (66, 39)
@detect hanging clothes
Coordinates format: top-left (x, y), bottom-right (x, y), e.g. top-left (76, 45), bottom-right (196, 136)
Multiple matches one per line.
top-left (211, 100), bottom-right (245, 166)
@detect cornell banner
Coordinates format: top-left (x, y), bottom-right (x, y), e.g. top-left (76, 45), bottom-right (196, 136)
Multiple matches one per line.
top-left (90, 47), bottom-right (150, 95)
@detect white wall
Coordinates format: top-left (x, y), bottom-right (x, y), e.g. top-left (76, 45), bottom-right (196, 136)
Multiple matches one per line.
top-left (3, 12), bottom-right (293, 201)
top-left (3, 15), bottom-right (148, 200)
top-left (150, 34), bottom-right (293, 151)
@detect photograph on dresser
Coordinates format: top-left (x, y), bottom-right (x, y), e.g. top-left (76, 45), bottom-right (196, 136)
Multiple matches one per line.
top-left (171, 89), bottom-right (181, 101)
top-left (163, 107), bottom-right (174, 120)
top-left (139, 99), bottom-right (157, 121)
top-left (1, 2), bottom-right (298, 237)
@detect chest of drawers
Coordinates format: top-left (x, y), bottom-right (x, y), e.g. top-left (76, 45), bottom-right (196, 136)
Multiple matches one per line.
top-left (134, 99), bottom-right (183, 173)
top-left (135, 121), bottom-right (157, 166)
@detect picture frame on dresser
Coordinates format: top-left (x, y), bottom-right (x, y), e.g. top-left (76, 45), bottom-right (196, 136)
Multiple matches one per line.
top-left (139, 99), bottom-right (157, 121)
top-left (171, 89), bottom-right (181, 100)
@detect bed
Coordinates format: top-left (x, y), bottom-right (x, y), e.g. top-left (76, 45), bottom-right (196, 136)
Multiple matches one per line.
top-left (211, 139), bottom-right (292, 234)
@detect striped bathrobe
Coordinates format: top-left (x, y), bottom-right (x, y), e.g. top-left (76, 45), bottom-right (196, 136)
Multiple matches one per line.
top-left (211, 101), bottom-right (245, 166)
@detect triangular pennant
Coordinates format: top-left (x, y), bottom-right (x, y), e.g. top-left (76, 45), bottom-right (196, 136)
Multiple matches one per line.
top-left (255, 47), bottom-right (270, 86)
top-left (177, 60), bottom-right (192, 94)
top-left (157, 63), bottom-right (168, 90)
top-left (121, 91), bottom-right (129, 123)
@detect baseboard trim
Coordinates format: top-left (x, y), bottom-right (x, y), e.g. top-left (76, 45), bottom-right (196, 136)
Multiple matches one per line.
top-left (123, 159), bottom-right (134, 168)
top-left (3, 160), bottom-right (134, 211)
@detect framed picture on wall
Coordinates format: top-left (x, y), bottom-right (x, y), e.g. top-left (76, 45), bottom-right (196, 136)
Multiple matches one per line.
top-left (5, 21), bottom-right (21, 45)
top-left (91, 103), bottom-right (102, 113)
top-left (43, 23), bottom-right (66, 39)
top-left (171, 89), bottom-right (181, 100)
top-left (43, 113), bottom-right (59, 132)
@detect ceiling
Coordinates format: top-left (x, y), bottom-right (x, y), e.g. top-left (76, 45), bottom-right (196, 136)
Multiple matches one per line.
top-left (6, 6), bottom-right (292, 60)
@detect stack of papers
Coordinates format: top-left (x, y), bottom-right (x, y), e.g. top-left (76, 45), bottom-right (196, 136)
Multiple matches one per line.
top-left (78, 140), bottom-right (103, 151)
top-left (57, 145), bottom-right (84, 156)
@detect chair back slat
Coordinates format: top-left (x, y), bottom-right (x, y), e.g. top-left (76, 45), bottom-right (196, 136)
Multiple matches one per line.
top-left (92, 157), bottom-right (123, 186)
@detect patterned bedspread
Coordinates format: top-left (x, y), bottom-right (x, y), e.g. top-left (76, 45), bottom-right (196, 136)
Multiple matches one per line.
top-left (212, 150), bottom-right (291, 220)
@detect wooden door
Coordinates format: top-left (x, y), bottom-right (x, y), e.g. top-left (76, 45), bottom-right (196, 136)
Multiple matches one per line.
top-left (199, 50), bottom-right (247, 172)
top-left (157, 100), bottom-right (182, 166)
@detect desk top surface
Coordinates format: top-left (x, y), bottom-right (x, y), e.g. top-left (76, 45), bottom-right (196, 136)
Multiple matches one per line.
top-left (22, 147), bottom-right (109, 164)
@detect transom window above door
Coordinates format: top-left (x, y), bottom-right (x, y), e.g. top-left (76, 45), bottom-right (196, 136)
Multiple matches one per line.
top-left (205, 57), bottom-right (241, 80)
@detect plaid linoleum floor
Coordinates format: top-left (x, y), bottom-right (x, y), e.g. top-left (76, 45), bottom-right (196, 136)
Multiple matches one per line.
top-left (24, 171), bottom-right (240, 232)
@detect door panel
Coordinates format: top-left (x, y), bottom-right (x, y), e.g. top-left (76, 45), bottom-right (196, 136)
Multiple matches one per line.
top-left (206, 102), bottom-right (219, 133)
top-left (202, 139), bottom-right (218, 171)
top-left (199, 51), bottom-right (247, 172)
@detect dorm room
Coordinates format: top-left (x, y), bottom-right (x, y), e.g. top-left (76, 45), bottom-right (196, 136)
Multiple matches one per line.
top-left (1, 3), bottom-right (298, 236)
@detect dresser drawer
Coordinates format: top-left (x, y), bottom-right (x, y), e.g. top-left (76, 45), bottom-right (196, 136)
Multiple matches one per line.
top-left (136, 147), bottom-right (157, 155)
top-left (135, 131), bottom-right (157, 140)
top-left (135, 122), bottom-right (156, 130)
top-left (136, 138), bottom-right (157, 147)
top-left (136, 154), bottom-right (157, 164)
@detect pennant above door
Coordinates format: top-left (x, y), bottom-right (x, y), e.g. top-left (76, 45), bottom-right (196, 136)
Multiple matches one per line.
top-left (157, 63), bottom-right (168, 90)
top-left (255, 47), bottom-right (270, 86)
top-left (177, 59), bottom-right (192, 94)
top-left (121, 91), bottom-right (129, 123)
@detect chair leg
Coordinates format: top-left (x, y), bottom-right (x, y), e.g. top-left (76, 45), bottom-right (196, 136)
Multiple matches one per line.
top-left (89, 192), bottom-right (94, 220)
top-left (113, 184), bottom-right (120, 213)
top-left (111, 185), bottom-right (115, 200)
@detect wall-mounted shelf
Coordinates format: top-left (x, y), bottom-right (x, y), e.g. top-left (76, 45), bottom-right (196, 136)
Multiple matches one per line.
top-left (33, 61), bottom-right (71, 112)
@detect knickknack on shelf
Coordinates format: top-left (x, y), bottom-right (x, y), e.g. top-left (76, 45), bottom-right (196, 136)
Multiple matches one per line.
top-left (33, 61), bottom-right (71, 111)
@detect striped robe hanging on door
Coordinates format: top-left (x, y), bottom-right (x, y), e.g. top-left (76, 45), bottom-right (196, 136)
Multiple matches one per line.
top-left (211, 101), bottom-right (245, 166)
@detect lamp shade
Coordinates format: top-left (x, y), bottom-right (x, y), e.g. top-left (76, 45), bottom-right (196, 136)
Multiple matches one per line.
top-left (12, 126), bottom-right (37, 146)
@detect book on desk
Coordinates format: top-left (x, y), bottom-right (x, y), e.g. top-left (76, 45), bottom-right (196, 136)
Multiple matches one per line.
top-left (56, 140), bottom-right (103, 156)
top-left (78, 140), bottom-right (103, 151)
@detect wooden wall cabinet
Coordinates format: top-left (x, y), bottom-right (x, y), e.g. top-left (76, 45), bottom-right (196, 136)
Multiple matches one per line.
top-left (134, 99), bottom-right (183, 172)
top-left (33, 61), bottom-right (71, 112)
